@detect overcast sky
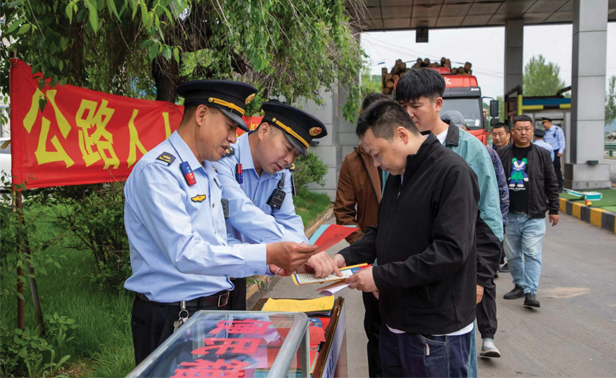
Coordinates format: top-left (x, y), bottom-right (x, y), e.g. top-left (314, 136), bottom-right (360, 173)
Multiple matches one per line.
top-left (361, 23), bottom-right (616, 100)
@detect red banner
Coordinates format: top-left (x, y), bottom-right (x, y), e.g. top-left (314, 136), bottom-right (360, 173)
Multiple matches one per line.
top-left (10, 59), bottom-right (263, 189)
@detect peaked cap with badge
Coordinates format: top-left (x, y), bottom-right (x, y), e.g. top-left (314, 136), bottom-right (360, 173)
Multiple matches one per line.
top-left (261, 101), bottom-right (327, 156)
top-left (177, 80), bottom-right (258, 132)
top-left (541, 117), bottom-right (553, 123)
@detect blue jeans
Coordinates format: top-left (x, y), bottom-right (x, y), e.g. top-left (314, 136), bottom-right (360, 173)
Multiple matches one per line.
top-left (466, 322), bottom-right (478, 378)
top-left (504, 213), bottom-right (546, 294)
top-left (379, 324), bottom-right (472, 377)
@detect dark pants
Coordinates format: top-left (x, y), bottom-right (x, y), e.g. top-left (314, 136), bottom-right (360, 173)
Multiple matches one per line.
top-left (228, 278), bottom-right (247, 310)
top-left (554, 155), bottom-right (563, 191)
top-left (362, 291), bottom-right (383, 378)
top-left (131, 296), bottom-right (228, 365)
top-left (476, 278), bottom-right (497, 339)
top-left (379, 324), bottom-right (472, 378)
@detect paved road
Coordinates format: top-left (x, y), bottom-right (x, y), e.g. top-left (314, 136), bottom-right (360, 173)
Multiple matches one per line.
top-left (249, 213), bottom-right (616, 377)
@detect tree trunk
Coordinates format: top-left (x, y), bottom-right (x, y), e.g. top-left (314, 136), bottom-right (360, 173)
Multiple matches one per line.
top-left (17, 266), bottom-right (25, 330)
top-left (15, 191), bottom-right (45, 334)
top-left (152, 56), bottom-right (180, 103)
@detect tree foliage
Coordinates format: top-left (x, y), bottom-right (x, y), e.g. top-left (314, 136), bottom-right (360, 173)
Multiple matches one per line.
top-left (523, 55), bottom-right (567, 97)
top-left (1, 0), bottom-right (366, 119)
top-left (605, 75), bottom-right (616, 129)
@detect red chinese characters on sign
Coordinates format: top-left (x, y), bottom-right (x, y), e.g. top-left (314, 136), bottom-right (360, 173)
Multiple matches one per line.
top-left (171, 359), bottom-right (249, 378)
top-left (209, 319), bottom-right (272, 335)
top-left (192, 338), bottom-right (262, 356)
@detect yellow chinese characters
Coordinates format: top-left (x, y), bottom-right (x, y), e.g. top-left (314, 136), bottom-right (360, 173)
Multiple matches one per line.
top-left (75, 99), bottom-right (120, 169)
top-left (23, 89), bottom-right (75, 167)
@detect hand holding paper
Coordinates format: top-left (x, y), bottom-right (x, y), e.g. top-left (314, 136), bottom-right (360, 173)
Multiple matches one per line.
top-left (293, 263), bottom-right (370, 285)
top-left (266, 242), bottom-right (319, 273)
top-left (296, 252), bottom-right (342, 278)
top-left (346, 266), bottom-right (377, 293)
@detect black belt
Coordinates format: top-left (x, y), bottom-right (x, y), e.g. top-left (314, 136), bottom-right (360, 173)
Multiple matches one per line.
top-left (136, 291), bottom-right (229, 308)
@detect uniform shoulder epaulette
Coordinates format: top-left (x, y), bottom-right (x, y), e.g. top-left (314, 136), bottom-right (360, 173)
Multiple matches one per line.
top-left (212, 166), bottom-right (218, 173)
top-left (156, 152), bottom-right (176, 165)
top-left (222, 147), bottom-right (235, 158)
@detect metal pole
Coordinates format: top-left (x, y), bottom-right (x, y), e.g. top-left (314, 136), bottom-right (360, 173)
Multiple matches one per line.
top-left (14, 186), bottom-right (45, 334)
top-left (268, 313), bottom-right (310, 378)
top-left (299, 322), bottom-right (310, 378)
top-left (13, 190), bottom-right (25, 330)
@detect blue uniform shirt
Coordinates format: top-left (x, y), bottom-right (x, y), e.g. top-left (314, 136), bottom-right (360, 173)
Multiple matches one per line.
top-left (544, 125), bottom-right (565, 155)
top-left (211, 134), bottom-right (308, 245)
top-left (534, 139), bottom-right (555, 161)
top-left (124, 131), bottom-right (268, 303)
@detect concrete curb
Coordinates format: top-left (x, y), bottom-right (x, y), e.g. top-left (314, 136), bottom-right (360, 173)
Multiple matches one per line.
top-left (559, 197), bottom-right (616, 234)
top-left (245, 206), bottom-right (334, 301)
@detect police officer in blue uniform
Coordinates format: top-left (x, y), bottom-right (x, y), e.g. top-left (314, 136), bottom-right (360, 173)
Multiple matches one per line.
top-left (124, 80), bottom-right (319, 365)
top-left (541, 117), bottom-right (565, 191)
top-left (212, 101), bottom-right (338, 310)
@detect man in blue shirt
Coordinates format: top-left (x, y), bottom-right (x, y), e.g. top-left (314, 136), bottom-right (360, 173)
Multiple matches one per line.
top-left (124, 80), bottom-right (318, 365)
top-left (212, 101), bottom-right (339, 310)
top-left (542, 117), bottom-right (565, 191)
top-left (533, 129), bottom-right (554, 161)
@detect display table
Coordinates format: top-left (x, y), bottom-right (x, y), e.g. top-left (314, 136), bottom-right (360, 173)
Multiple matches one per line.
top-left (252, 297), bottom-right (347, 378)
top-left (127, 311), bottom-right (312, 378)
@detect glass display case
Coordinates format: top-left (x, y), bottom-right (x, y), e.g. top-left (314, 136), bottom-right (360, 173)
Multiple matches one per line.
top-left (127, 311), bottom-right (311, 378)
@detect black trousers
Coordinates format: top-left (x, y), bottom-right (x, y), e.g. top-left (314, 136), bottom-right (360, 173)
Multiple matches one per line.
top-left (362, 291), bottom-right (383, 378)
top-left (476, 278), bottom-right (497, 339)
top-left (228, 278), bottom-right (247, 310)
top-left (131, 296), bottom-right (228, 365)
top-left (554, 155), bottom-right (563, 191)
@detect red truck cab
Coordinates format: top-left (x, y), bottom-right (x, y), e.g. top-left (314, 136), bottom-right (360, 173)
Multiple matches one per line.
top-left (438, 70), bottom-right (489, 145)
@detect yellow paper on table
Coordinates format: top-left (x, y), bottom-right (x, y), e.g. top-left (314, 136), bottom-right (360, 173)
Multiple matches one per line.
top-left (262, 296), bottom-right (334, 313)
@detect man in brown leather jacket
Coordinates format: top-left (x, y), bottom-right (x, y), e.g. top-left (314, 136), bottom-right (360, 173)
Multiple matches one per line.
top-left (334, 92), bottom-right (387, 378)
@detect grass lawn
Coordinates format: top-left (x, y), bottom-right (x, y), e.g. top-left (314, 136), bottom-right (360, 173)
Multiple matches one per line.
top-left (293, 189), bottom-right (332, 227)
top-left (1, 205), bottom-right (135, 377)
top-left (560, 188), bottom-right (616, 212)
top-left (1, 190), bottom-right (331, 377)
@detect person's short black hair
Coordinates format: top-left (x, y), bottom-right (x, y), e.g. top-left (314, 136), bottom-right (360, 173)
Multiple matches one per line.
top-left (361, 92), bottom-right (389, 111)
top-left (492, 122), bottom-right (510, 133)
top-left (181, 104), bottom-right (199, 125)
top-left (395, 68), bottom-right (445, 103)
top-left (513, 114), bottom-right (533, 126)
top-left (356, 100), bottom-right (420, 139)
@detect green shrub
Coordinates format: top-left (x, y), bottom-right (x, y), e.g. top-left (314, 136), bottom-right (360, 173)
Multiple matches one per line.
top-left (293, 151), bottom-right (328, 195)
top-left (0, 325), bottom-right (72, 378)
top-left (36, 182), bottom-right (130, 291)
top-left (0, 173), bottom-right (63, 304)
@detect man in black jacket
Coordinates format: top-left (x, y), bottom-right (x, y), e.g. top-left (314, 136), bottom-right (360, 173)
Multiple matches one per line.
top-left (333, 100), bottom-right (479, 377)
top-left (498, 115), bottom-right (560, 308)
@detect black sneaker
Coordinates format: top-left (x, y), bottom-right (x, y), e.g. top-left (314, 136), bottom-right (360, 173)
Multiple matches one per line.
top-left (504, 285), bottom-right (525, 300)
top-left (524, 293), bottom-right (540, 308)
top-left (500, 263), bottom-right (510, 273)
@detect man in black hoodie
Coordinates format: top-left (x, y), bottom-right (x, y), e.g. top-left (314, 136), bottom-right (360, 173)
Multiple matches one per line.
top-left (332, 100), bottom-right (480, 377)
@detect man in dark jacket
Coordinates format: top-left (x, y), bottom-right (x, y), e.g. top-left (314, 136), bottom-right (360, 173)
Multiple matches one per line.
top-left (441, 110), bottom-right (508, 359)
top-left (334, 92), bottom-right (387, 378)
top-left (395, 70), bottom-right (503, 373)
top-left (499, 115), bottom-right (560, 308)
top-left (333, 100), bottom-right (479, 377)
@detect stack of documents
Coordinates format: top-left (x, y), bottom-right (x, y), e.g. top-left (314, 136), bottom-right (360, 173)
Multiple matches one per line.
top-left (308, 224), bottom-right (357, 252)
top-left (262, 296), bottom-right (335, 316)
